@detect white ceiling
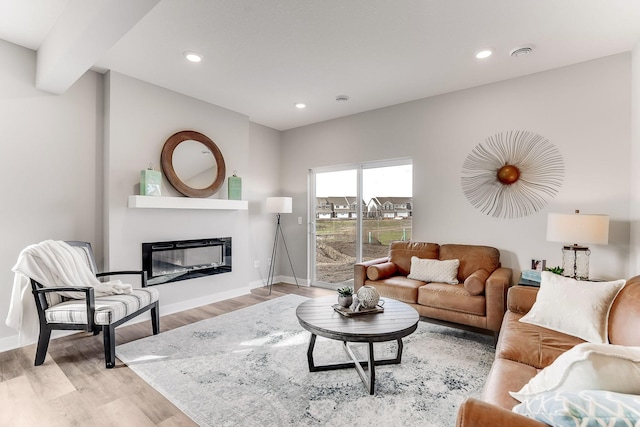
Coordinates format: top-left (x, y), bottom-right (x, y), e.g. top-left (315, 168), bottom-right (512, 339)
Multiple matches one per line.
top-left (2, 0), bottom-right (640, 130)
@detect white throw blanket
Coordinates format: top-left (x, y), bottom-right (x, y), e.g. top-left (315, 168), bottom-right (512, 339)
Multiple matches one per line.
top-left (6, 240), bottom-right (133, 344)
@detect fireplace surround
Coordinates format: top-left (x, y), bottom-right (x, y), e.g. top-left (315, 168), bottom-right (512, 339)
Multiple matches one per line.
top-left (142, 237), bottom-right (232, 285)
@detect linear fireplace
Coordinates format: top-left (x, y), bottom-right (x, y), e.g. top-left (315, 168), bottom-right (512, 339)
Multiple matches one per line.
top-left (142, 237), bottom-right (232, 285)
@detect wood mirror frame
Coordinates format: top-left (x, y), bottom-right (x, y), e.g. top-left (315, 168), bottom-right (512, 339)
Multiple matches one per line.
top-left (160, 130), bottom-right (226, 198)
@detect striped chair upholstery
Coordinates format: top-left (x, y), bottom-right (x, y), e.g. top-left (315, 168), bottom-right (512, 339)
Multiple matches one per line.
top-left (45, 288), bottom-right (159, 325)
top-left (30, 241), bottom-right (160, 368)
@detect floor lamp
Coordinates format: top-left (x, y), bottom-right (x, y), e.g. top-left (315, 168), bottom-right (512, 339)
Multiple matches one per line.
top-left (266, 197), bottom-right (299, 294)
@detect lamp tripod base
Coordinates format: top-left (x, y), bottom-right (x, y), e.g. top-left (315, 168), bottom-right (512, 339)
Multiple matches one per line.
top-left (266, 213), bottom-right (299, 295)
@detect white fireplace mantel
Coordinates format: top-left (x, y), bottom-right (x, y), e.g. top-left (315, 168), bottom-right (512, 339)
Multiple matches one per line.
top-left (128, 195), bottom-right (248, 210)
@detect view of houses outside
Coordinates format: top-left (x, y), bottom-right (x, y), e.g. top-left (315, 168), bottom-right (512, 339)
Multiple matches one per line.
top-left (314, 164), bottom-right (412, 284)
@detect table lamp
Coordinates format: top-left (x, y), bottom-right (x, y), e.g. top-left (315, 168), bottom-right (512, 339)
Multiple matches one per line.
top-left (546, 210), bottom-right (609, 280)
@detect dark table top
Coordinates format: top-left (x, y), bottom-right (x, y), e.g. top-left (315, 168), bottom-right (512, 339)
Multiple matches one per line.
top-left (296, 295), bottom-right (419, 343)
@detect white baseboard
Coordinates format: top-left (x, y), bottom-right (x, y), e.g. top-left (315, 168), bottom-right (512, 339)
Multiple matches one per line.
top-left (159, 285), bottom-right (254, 316)
top-left (249, 275), bottom-right (311, 289)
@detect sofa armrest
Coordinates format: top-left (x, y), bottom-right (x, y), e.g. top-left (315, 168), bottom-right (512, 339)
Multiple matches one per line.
top-left (456, 398), bottom-right (547, 427)
top-left (354, 257), bottom-right (389, 291)
top-left (507, 285), bottom-right (539, 315)
top-left (485, 267), bottom-right (513, 332)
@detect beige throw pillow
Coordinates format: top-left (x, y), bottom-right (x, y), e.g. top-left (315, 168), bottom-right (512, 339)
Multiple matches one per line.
top-left (510, 342), bottom-right (640, 402)
top-left (519, 271), bottom-right (625, 343)
top-left (407, 257), bottom-right (459, 284)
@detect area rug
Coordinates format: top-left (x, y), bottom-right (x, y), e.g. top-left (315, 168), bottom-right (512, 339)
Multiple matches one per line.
top-left (116, 294), bottom-right (495, 426)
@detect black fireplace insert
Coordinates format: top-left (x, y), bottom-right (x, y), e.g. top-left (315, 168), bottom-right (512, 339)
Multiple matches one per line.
top-left (142, 237), bottom-right (232, 285)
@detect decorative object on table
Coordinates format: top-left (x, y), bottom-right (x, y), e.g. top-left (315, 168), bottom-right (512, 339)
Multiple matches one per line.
top-left (531, 259), bottom-right (546, 271)
top-left (332, 303), bottom-right (384, 317)
top-left (546, 209), bottom-right (609, 280)
top-left (227, 170), bottom-right (242, 200)
top-left (546, 266), bottom-right (565, 275)
top-left (521, 269), bottom-right (542, 283)
top-left (140, 164), bottom-right (162, 196)
top-left (265, 196), bottom-right (299, 294)
top-left (461, 130), bottom-right (564, 218)
top-left (336, 286), bottom-right (353, 308)
top-left (356, 285), bottom-right (380, 309)
top-left (160, 130), bottom-right (226, 198)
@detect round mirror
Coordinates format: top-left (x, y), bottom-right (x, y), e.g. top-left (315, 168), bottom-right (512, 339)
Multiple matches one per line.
top-left (161, 130), bottom-right (226, 198)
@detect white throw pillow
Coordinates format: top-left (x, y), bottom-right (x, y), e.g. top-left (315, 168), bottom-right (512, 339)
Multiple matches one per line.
top-left (510, 342), bottom-right (640, 402)
top-left (519, 271), bottom-right (625, 343)
top-left (407, 257), bottom-right (459, 284)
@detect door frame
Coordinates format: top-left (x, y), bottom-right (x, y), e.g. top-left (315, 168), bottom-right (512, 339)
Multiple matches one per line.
top-left (308, 157), bottom-right (412, 287)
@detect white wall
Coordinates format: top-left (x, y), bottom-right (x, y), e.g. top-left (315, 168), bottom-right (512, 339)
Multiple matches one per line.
top-left (247, 122), bottom-right (284, 285)
top-left (104, 71), bottom-right (254, 314)
top-left (630, 43), bottom-right (640, 274)
top-left (282, 53), bottom-right (632, 282)
top-left (0, 40), bottom-right (103, 348)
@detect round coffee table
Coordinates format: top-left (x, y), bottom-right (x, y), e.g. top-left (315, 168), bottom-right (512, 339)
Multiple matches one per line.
top-left (296, 295), bottom-right (419, 394)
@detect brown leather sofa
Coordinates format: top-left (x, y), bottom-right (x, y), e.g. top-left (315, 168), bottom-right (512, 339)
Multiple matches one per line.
top-left (354, 241), bottom-right (513, 335)
top-left (456, 275), bottom-right (640, 427)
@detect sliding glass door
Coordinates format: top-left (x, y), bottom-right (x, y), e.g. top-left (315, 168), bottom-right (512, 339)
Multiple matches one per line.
top-left (310, 159), bottom-right (412, 289)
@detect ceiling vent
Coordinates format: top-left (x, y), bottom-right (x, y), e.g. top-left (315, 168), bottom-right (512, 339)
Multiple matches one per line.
top-left (510, 46), bottom-right (533, 57)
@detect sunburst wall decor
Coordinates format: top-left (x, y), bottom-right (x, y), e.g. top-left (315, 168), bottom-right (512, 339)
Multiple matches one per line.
top-left (461, 130), bottom-right (564, 219)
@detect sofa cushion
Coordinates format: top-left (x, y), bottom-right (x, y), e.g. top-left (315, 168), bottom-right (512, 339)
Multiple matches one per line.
top-left (389, 241), bottom-right (439, 276)
top-left (418, 282), bottom-right (485, 316)
top-left (482, 358), bottom-right (539, 410)
top-left (439, 244), bottom-right (500, 282)
top-left (510, 343), bottom-right (640, 402)
top-left (366, 277), bottom-right (424, 304)
top-left (464, 269), bottom-right (490, 296)
top-left (608, 275), bottom-right (640, 346)
top-left (513, 390), bottom-right (640, 427)
top-left (497, 311), bottom-right (584, 369)
top-left (519, 272), bottom-right (626, 343)
top-left (407, 257), bottom-right (459, 284)
top-left (366, 261), bottom-right (397, 281)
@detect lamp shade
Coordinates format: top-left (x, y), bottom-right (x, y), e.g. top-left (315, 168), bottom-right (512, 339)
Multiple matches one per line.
top-left (266, 197), bottom-right (292, 214)
top-left (546, 212), bottom-right (609, 245)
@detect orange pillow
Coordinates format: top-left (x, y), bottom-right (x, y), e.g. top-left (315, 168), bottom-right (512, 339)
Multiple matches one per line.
top-left (367, 262), bottom-right (398, 281)
top-left (464, 269), bottom-right (490, 295)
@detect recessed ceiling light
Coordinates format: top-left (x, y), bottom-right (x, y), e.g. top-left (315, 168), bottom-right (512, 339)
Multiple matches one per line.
top-left (475, 49), bottom-right (493, 59)
top-left (335, 95), bottom-right (350, 103)
top-left (184, 51), bottom-right (203, 63)
top-left (295, 102), bottom-right (306, 109)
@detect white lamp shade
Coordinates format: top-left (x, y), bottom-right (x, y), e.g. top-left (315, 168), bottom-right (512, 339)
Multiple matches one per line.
top-left (266, 197), bottom-right (292, 214)
top-left (546, 213), bottom-right (609, 245)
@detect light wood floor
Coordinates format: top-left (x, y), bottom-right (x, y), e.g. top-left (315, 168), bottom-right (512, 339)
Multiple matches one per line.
top-left (0, 284), bottom-right (334, 427)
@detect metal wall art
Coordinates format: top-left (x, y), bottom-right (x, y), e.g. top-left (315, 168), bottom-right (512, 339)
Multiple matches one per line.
top-left (461, 131), bottom-right (564, 219)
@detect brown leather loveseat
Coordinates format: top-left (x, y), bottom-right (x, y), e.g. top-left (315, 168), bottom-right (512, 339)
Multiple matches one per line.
top-left (456, 275), bottom-right (640, 426)
top-left (354, 241), bottom-right (513, 335)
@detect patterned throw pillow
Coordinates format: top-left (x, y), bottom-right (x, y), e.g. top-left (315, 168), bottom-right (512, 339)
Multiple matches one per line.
top-left (407, 257), bottom-right (459, 284)
top-left (513, 390), bottom-right (640, 427)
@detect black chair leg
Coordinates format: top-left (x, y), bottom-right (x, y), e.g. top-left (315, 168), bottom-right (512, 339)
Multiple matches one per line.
top-left (34, 328), bottom-right (52, 366)
top-left (103, 325), bottom-right (116, 369)
top-left (151, 303), bottom-right (160, 335)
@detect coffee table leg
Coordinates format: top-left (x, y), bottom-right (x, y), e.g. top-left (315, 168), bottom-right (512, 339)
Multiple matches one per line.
top-left (307, 335), bottom-right (405, 394)
top-left (306, 334), bottom-right (317, 371)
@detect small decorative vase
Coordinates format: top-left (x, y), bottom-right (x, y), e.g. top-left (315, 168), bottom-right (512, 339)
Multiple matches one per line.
top-left (356, 285), bottom-right (380, 309)
top-left (338, 295), bottom-right (353, 308)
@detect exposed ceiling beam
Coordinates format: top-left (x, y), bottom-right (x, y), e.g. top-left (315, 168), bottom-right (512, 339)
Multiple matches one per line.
top-left (36, 0), bottom-right (160, 94)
